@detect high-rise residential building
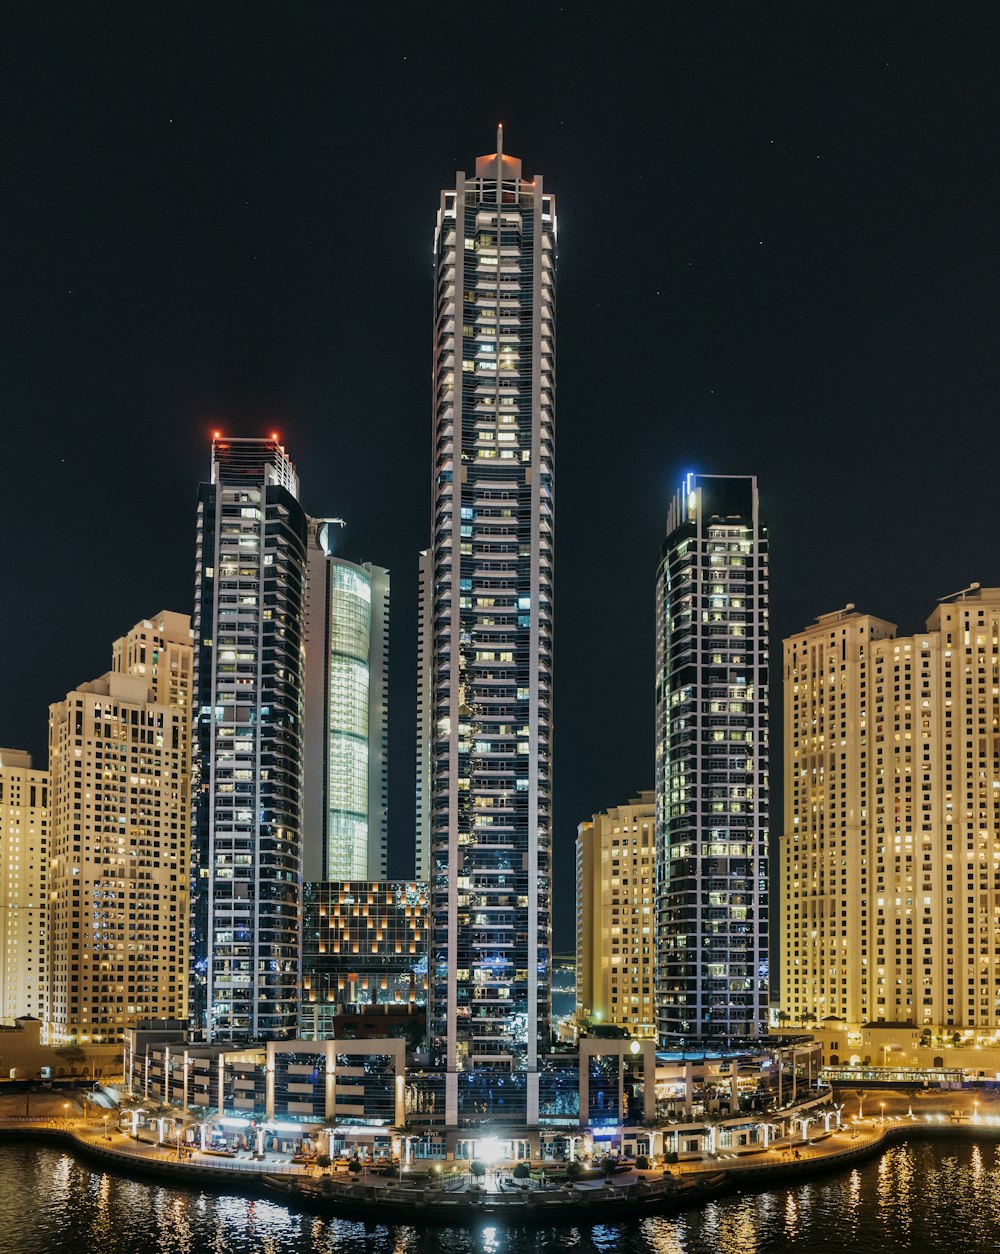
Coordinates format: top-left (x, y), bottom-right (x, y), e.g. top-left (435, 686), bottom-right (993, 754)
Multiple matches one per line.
top-left (47, 613), bottom-right (192, 1044)
top-left (781, 586), bottom-right (1000, 1032)
top-left (415, 549), bottom-right (433, 883)
top-left (655, 473), bottom-right (769, 1042)
top-left (304, 518), bottom-right (389, 882)
top-left (190, 436), bottom-right (308, 1043)
top-left (419, 129), bottom-right (556, 1125)
top-left (576, 792), bottom-right (656, 1037)
top-left (0, 749), bottom-right (48, 1023)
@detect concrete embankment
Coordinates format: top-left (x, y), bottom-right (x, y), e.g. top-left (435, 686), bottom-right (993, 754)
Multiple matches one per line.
top-left (2, 1116), bottom-right (1000, 1222)
top-left (0, 1122), bottom-right (304, 1190)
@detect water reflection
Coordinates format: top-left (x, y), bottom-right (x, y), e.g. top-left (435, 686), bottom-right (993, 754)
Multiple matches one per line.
top-left (844, 1167), bottom-right (861, 1242)
top-left (783, 1191), bottom-right (799, 1242)
top-left (637, 1216), bottom-right (684, 1254)
top-left (3, 1140), bottom-right (1000, 1254)
top-left (159, 1194), bottom-right (194, 1254)
top-left (90, 1170), bottom-right (113, 1249)
top-left (716, 1196), bottom-right (758, 1254)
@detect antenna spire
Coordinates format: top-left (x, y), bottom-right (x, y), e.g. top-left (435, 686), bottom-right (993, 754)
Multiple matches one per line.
top-left (497, 122), bottom-right (503, 161)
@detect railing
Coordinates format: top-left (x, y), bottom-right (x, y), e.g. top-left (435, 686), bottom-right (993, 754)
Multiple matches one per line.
top-left (73, 1132), bottom-right (309, 1174)
top-left (0, 1116), bottom-right (75, 1125)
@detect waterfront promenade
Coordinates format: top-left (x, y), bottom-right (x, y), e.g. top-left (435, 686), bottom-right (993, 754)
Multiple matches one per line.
top-left (3, 1085), bottom-right (1000, 1213)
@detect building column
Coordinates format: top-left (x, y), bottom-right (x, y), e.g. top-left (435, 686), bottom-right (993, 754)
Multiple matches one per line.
top-left (266, 1042), bottom-right (276, 1122)
top-left (446, 1070), bottom-right (458, 1128)
top-left (642, 1042), bottom-right (656, 1123)
top-left (527, 1071), bottom-right (539, 1126)
top-left (325, 1040), bottom-right (336, 1122)
top-left (393, 1042), bottom-right (405, 1127)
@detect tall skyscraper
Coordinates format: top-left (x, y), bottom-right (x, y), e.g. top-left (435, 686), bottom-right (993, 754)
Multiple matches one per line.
top-left (576, 792), bottom-right (656, 1037)
top-left (304, 518), bottom-right (389, 882)
top-left (191, 436), bottom-right (308, 1042)
top-left (420, 129), bottom-right (556, 1125)
top-left (415, 549), bottom-right (433, 883)
top-left (781, 586), bottom-right (1000, 1032)
top-left (655, 473), bottom-right (769, 1041)
top-left (0, 749), bottom-right (48, 1023)
top-left (47, 613), bottom-right (192, 1044)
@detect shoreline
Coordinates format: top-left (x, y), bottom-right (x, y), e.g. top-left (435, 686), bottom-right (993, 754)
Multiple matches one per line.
top-left (3, 1117), bottom-right (1000, 1224)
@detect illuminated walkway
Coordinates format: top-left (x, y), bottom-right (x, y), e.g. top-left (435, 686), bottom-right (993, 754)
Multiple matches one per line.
top-left (3, 1098), bottom-right (1000, 1204)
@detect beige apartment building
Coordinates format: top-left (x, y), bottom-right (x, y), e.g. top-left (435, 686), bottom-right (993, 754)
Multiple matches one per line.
top-left (781, 586), bottom-right (1000, 1035)
top-left (47, 612), bottom-right (192, 1044)
top-left (0, 748), bottom-right (48, 1022)
top-left (576, 792), bottom-right (656, 1036)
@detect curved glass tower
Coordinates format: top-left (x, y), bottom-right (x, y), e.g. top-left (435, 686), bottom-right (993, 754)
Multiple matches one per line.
top-left (327, 561), bottom-right (374, 876)
top-left (303, 520), bottom-right (389, 882)
top-left (655, 473), bottom-right (769, 1042)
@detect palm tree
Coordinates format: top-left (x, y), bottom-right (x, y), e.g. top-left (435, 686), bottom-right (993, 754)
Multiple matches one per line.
top-left (848, 1089), bottom-right (869, 1120)
top-left (141, 1102), bottom-right (176, 1144)
top-left (114, 1092), bottom-right (149, 1133)
top-left (321, 1115), bottom-right (339, 1162)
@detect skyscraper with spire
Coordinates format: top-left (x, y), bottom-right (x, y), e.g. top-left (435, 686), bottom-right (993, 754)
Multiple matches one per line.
top-left (419, 129), bottom-right (556, 1126)
top-left (190, 435), bottom-right (308, 1043)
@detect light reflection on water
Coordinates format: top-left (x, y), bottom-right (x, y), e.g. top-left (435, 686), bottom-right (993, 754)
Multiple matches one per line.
top-left (3, 1139), bottom-right (1000, 1253)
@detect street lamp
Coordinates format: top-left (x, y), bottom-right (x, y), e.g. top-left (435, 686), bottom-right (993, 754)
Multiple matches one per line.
top-left (879, 1102), bottom-right (886, 1124)
top-left (103, 1115), bottom-right (110, 1141)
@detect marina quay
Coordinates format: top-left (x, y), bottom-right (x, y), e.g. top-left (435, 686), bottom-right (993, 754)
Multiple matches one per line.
top-left (4, 1079), bottom-right (1000, 1225)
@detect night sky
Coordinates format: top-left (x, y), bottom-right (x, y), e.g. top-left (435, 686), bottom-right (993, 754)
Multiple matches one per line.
top-left (4, 5), bottom-right (1000, 953)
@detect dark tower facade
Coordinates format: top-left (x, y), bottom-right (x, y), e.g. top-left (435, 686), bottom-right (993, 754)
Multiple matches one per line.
top-left (191, 436), bottom-right (308, 1042)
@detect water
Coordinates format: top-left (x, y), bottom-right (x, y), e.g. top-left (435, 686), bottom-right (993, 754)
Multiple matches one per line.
top-left (3, 1137), bottom-right (1000, 1254)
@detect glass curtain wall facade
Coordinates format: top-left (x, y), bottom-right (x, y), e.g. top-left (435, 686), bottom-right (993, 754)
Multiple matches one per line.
top-left (304, 521), bottom-right (389, 882)
top-left (301, 879), bottom-right (428, 1038)
top-left (191, 436), bottom-right (308, 1042)
top-left (421, 129), bottom-right (556, 1126)
top-left (328, 562), bottom-right (375, 876)
top-left (655, 474), bottom-right (769, 1041)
